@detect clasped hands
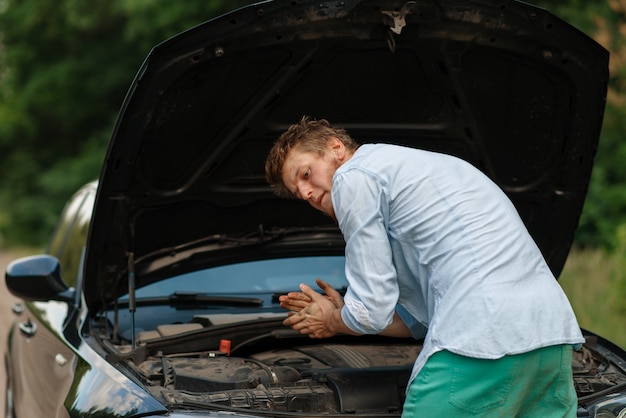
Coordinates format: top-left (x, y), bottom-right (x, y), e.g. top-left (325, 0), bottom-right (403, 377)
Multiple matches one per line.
top-left (279, 278), bottom-right (345, 339)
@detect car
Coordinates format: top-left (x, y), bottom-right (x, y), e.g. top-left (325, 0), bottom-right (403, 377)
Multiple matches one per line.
top-left (3, 0), bottom-right (621, 417)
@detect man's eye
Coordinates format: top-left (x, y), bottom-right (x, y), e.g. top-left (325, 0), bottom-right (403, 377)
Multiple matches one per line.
top-left (303, 170), bottom-right (310, 179)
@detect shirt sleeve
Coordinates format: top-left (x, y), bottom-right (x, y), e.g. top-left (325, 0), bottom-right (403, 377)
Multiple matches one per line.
top-left (332, 168), bottom-right (400, 335)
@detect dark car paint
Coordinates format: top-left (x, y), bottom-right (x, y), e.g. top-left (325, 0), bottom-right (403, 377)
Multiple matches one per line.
top-left (85, 0), bottom-right (608, 311)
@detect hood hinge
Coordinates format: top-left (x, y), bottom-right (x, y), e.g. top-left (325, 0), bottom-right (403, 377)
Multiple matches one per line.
top-left (381, 1), bottom-right (417, 52)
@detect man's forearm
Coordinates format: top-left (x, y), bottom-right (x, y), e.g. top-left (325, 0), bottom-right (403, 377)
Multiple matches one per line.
top-left (331, 307), bottom-right (361, 336)
top-left (378, 312), bottom-right (413, 337)
top-left (336, 310), bottom-right (411, 338)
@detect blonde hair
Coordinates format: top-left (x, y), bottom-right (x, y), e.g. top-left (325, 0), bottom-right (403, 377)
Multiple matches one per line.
top-left (265, 116), bottom-right (359, 198)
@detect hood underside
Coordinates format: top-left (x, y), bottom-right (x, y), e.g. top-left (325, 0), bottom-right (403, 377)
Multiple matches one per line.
top-left (85, 0), bottom-right (609, 310)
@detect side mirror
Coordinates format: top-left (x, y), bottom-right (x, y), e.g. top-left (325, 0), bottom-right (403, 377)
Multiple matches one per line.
top-left (5, 255), bottom-right (75, 303)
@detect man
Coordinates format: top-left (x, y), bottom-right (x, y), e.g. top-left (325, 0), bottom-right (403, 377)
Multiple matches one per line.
top-left (265, 116), bottom-right (584, 417)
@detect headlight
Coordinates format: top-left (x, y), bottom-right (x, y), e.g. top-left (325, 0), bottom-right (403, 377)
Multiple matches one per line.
top-left (595, 412), bottom-right (626, 418)
top-left (587, 394), bottom-right (626, 418)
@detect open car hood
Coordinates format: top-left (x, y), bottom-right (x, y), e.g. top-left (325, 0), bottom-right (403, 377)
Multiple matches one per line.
top-left (85, 0), bottom-right (609, 311)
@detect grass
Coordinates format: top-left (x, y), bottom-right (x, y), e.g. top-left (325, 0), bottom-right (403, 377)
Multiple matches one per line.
top-left (559, 245), bottom-right (626, 348)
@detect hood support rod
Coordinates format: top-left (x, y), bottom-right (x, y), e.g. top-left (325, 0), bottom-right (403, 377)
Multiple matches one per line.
top-left (127, 252), bottom-right (137, 348)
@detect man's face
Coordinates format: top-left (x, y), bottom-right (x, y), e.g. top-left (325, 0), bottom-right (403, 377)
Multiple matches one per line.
top-left (281, 140), bottom-right (342, 220)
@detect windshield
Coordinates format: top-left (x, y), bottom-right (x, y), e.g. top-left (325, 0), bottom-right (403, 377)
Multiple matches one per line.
top-left (121, 256), bottom-right (348, 299)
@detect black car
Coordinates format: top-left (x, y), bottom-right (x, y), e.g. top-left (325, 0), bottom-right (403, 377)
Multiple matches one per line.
top-left (4, 0), bottom-right (622, 417)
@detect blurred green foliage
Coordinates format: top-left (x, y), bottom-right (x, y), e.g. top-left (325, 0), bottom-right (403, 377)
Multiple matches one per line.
top-left (560, 229), bottom-right (626, 347)
top-left (0, 0), bottom-right (255, 245)
top-left (0, 0), bottom-right (624, 249)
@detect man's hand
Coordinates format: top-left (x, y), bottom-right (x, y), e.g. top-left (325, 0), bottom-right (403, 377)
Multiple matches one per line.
top-left (279, 278), bottom-right (344, 312)
top-left (281, 281), bottom-right (353, 339)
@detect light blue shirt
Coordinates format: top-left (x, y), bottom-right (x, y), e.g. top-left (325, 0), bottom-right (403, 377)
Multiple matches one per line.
top-left (332, 144), bottom-right (584, 384)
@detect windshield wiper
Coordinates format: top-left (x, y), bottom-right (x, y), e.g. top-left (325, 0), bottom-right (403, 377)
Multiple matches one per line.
top-left (170, 291), bottom-right (263, 306)
top-left (117, 291), bottom-right (263, 308)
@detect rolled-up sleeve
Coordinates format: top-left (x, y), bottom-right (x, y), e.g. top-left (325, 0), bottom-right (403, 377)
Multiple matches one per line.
top-left (333, 168), bottom-right (399, 334)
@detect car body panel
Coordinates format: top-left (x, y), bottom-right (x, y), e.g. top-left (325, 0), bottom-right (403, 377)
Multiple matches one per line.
top-left (6, 298), bottom-right (168, 418)
top-left (7, 302), bottom-right (76, 418)
top-left (85, 0), bottom-right (608, 310)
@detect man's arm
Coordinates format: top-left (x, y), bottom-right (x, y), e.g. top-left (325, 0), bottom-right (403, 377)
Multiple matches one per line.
top-left (379, 312), bottom-right (412, 337)
top-left (280, 279), bottom-right (412, 338)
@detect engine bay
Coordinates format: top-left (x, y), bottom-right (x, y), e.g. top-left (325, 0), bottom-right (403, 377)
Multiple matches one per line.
top-left (94, 316), bottom-right (626, 415)
top-left (141, 342), bottom-right (418, 413)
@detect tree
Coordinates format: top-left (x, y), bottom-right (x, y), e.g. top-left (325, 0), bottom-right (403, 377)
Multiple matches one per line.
top-left (0, 0), bottom-right (254, 245)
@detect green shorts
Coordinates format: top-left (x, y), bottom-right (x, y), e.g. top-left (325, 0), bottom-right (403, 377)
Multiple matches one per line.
top-left (402, 345), bottom-right (577, 417)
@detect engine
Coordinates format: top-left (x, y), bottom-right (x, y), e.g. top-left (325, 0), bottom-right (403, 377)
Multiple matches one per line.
top-left (129, 340), bottom-right (421, 414)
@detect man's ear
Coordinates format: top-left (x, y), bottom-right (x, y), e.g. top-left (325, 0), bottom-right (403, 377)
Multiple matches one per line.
top-left (327, 137), bottom-right (345, 160)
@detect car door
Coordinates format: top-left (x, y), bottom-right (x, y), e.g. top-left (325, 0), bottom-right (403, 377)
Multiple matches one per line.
top-left (8, 183), bottom-right (95, 418)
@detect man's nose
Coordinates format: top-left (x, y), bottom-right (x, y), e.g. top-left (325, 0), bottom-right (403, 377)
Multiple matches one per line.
top-left (297, 183), bottom-right (313, 200)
